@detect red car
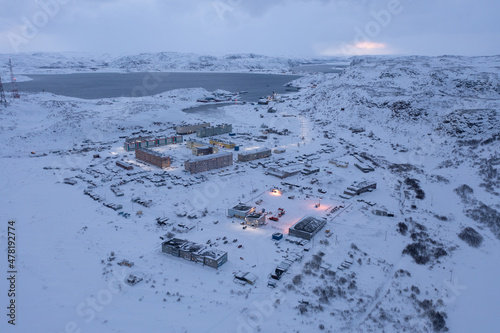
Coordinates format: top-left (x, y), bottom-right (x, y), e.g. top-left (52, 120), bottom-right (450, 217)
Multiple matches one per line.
top-left (269, 216), bottom-right (279, 222)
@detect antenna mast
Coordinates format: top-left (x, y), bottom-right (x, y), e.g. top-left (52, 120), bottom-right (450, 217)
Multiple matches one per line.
top-left (9, 59), bottom-right (20, 99)
top-left (0, 73), bottom-right (7, 106)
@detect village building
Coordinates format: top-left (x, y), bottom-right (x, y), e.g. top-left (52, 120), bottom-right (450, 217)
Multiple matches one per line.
top-left (344, 181), bottom-right (377, 196)
top-left (209, 138), bottom-right (236, 149)
top-left (161, 238), bottom-right (228, 269)
top-left (354, 161), bottom-right (375, 173)
top-left (234, 271), bottom-right (258, 285)
top-left (124, 135), bottom-right (183, 151)
top-left (288, 215), bottom-right (327, 240)
top-left (192, 146), bottom-right (215, 156)
top-left (237, 148), bottom-right (272, 162)
top-left (329, 159), bottom-right (349, 168)
top-left (196, 124), bottom-right (233, 138)
top-left (228, 203), bottom-right (255, 219)
top-left (301, 167), bottom-right (320, 175)
top-left (184, 151), bottom-right (233, 174)
top-left (266, 167), bottom-right (301, 179)
top-left (186, 140), bottom-right (220, 153)
top-left (135, 148), bottom-right (171, 169)
top-left (116, 160), bottom-right (134, 170)
top-left (176, 123), bottom-right (211, 135)
top-left (244, 212), bottom-right (266, 227)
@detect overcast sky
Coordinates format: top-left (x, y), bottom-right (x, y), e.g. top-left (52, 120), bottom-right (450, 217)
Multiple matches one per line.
top-left (1, 0), bottom-right (499, 57)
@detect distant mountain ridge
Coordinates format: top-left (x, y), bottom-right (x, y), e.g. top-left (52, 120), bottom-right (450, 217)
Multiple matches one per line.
top-left (0, 51), bottom-right (345, 76)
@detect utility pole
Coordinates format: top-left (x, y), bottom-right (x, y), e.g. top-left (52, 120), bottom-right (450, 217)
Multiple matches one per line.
top-left (9, 59), bottom-right (20, 99)
top-left (0, 73), bottom-right (6, 106)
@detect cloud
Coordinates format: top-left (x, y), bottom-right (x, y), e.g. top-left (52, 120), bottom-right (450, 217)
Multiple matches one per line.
top-left (0, 0), bottom-right (499, 56)
top-left (317, 41), bottom-right (393, 56)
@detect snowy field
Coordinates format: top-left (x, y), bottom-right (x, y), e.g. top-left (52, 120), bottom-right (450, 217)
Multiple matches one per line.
top-left (1, 54), bottom-right (500, 333)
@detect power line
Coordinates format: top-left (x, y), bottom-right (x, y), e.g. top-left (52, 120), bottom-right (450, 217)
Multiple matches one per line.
top-left (9, 58), bottom-right (20, 99)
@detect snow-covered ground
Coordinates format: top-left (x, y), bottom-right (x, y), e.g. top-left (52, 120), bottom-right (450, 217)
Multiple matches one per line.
top-left (0, 54), bottom-right (499, 333)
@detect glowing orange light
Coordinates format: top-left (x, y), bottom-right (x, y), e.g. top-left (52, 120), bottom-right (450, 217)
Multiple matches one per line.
top-left (354, 41), bottom-right (387, 50)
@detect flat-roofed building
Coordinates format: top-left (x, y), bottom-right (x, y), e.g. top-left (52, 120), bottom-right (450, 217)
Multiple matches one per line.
top-left (184, 151), bottom-right (233, 174)
top-left (228, 203), bottom-right (255, 219)
top-left (161, 238), bottom-right (228, 269)
top-left (288, 215), bottom-right (327, 240)
top-left (179, 242), bottom-right (206, 262)
top-left (329, 159), bottom-right (349, 168)
top-left (176, 123), bottom-right (210, 135)
top-left (266, 167), bottom-right (301, 179)
top-left (124, 135), bottom-right (183, 151)
top-left (116, 161), bottom-right (134, 170)
top-left (209, 139), bottom-right (236, 149)
top-left (196, 124), bottom-right (233, 138)
top-left (345, 181), bottom-right (377, 196)
top-left (245, 213), bottom-right (266, 227)
top-left (198, 248), bottom-right (228, 269)
top-left (193, 146), bottom-right (214, 156)
top-left (354, 161), bottom-right (375, 173)
top-left (161, 238), bottom-right (188, 257)
top-left (234, 271), bottom-right (258, 285)
top-left (135, 148), bottom-right (171, 169)
top-left (238, 148), bottom-right (272, 162)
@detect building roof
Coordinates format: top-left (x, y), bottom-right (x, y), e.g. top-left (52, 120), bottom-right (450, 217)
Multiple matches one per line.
top-left (177, 123), bottom-right (210, 129)
top-left (137, 147), bottom-right (169, 159)
top-left (187, 151), bottom-right (232, 163)
top-left (245, 213), bottom-right (263, 219)
top-left (201, 123), bottom-right (231, 129)
top-left (239, 148), bottom-right (272, 156)
top-left (291, 216), bottom-right (326, 233)
top-left (187, 139), bottom-right (208, 145)
top-left (198, 248), bottom-right (227, 261)
top-left (267, 166), bottom-right (301, 177)
top-left (126, 136), bottom-right (152, 143)
top-left (162, 238), bottom-right (188, 248)
top-left (351, 180), bottom-right (377, 190)
top-left (231, 203), bottom-right (254, 212)
top-left (180, 241), bottom-right (206, 253)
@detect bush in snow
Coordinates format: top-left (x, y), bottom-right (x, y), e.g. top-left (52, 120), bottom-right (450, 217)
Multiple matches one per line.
top-left (466, 203), bottom-right (500, 239)
top-left (458, 227), bottom-right (484, 247)
top-left (454, 184), bottom-right (474, 201)
top-left (428, 310), bottom-right (447, 332)
top-left (405, 178), bottom-right (425, 200)
top-left (292, 274), bottom-right (303, 285)
top-left (402, 242), bottom-right (430, 265)
top-left (397, 222), bottom-right (408, 236)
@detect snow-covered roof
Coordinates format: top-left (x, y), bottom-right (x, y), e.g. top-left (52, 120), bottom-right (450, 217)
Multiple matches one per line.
top-left (291, 215), bottom-right (326, 233)
top-left (198, 248), bottom-right (227, 261)
top-left (239, 148), bottom-right (272, 156)
top-left (187, 151), bottom-right (232, 163)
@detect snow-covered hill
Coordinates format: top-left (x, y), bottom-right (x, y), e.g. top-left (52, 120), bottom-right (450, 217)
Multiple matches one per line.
top-left (0, 51), bottom-right (341, 78)
top-left (0, 54), bottom-right (499, 333)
